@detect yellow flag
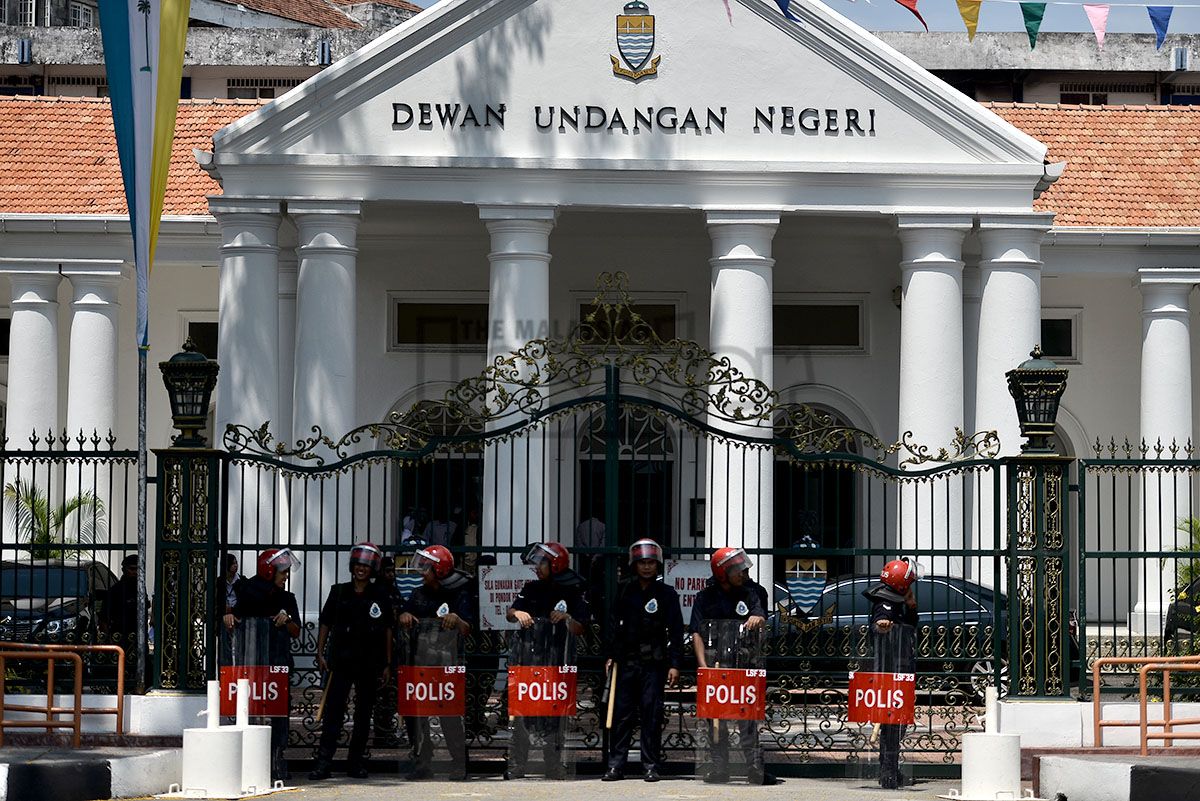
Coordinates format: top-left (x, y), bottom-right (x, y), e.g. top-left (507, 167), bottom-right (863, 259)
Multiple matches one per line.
top-left (957, 0), bottom-right (982, 40)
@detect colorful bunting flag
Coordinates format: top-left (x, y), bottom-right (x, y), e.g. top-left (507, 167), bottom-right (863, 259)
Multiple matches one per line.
top-left (775, 0), bottom-right (800, 21)
top-left (722, 0), bottom-right (733, 23)
top-left (97, 0), bottom-right (192, 349)
top-left (1148, 6), bottom-right (1173, 49)
top-left (1021, 2), bottom-right (1047, 48)
top-left (1083, 4), bottom-right (1109, 48)
top-left (956, 0), bottom-right (982, 40)
top-left (893, 0), bottom-right (929, 29)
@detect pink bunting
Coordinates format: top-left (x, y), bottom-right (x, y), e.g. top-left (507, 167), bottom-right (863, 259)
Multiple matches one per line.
top-left (1084, 4), bottom-right (1109, 49)
top-left (722, 0), bottom-right (733, 23)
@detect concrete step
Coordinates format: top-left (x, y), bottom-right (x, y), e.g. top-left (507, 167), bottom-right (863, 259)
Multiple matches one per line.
top-left (1034, 753), bottom-right (1200, 801)
top-left (0, 747), bottom-right (180, 801)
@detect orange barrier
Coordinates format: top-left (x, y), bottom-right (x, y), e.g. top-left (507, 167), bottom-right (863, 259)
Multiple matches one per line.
top-left (1091, 654), bottom-right (1200, 751)
top-left (0, 643), bottom-right (127, 747)
top-left (1138, 662), bottom-right (1200, 755)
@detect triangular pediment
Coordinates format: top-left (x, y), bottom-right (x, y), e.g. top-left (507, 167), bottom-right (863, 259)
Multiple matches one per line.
top-left (212, 0), bottom-right (1046, 174)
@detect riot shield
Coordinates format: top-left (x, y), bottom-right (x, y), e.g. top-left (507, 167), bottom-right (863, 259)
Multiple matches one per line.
top-left (693, 619), bottom-right (768, 784)
top-left (397, 618), bottom-right (468, 780)
top-left (505, 618), bottom-right (578, 779)
top-left (217, 617), bottom-right (290, 723)
top-left (850, 623), bottom-right (917, 790)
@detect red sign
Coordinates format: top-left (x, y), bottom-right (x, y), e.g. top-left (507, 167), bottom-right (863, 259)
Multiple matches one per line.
top-left (218, 665), bottom-right (290, 717)
top-left (695, 668), bottom-right (767, 720)
top-left (848, 671), bottom-right (916, 725)
top-left (507, 666), bottom-right (578, 717)
top-left (397, 666), bottom-right (466, 717)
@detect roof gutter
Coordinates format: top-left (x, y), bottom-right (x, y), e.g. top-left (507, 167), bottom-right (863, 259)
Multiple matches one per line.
top-left (1034, 160), bottom-right (1067, 199)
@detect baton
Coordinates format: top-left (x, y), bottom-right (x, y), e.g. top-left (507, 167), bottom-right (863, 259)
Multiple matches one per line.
top-left (711, 660), bottom-right (721, 744)
top-left (870, 723), bottom-right (881, 745)
top-left (315, 669), bottom-right (333, 723)
top-left (605, 663), bottom-right (619, 729)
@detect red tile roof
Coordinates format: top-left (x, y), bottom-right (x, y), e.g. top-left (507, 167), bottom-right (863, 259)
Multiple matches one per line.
top-left (3, 97), bottom-right (1200, 228)
top-left (332, 0), bottom-right (421, 12)
top-left (210, 0), bottom-right (360, 28)
top-left (988, 102), bottom-right (1200, 228)
top-left (0, 96), bottom-right (264, 216)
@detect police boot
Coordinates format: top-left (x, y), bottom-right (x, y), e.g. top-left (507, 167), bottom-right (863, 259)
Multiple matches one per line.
top-left (307, 759), bottom-right (332, 781)
top-left (271, 747), bottom-right (290, 782)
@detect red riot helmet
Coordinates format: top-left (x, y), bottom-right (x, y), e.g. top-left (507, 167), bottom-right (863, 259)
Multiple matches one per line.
top-left (413, 545), bottom-right (455, 580)
top-left (880, 557), bottom-right (922, 593)
top-left (523, 542), bottom-right (570, 575)
top-left (256, 548), bottom-right (299, 581)
top-left (349, 542), bottom-right (383, 575)
top-left (629, 538), bottom-right (663, 565)
top-left (711, 547), bottom-right (753, 583)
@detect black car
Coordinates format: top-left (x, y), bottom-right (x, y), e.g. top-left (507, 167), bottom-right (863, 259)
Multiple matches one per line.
top-left (0, 560), bottom-right (118, 643)
top-left (1165, 576), bottom-right (1200, 640)
top-left (768, 574), bottom-right (1080, 696)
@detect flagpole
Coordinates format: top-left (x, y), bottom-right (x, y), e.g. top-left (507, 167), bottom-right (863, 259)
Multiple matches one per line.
top-left (136, 345), bottom-right (148, 694)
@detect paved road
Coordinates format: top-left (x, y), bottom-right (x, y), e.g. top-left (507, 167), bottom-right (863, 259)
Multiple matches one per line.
top-left (257, 774), bottom-right (962, 801)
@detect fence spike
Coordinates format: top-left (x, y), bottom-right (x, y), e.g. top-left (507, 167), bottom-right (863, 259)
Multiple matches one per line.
top-left (1108, 437), bottom-right (1118, 458)
top-left (1188, 438), bottom-right (1195, 458)
top-left (1092, 437), bottom-right (1103, 458)
top-left (1170, 438), bottom-right (1180, 458)
top-left (1153, 438), bottom-right (1165, 458)
top-left (1123, 437), bottom-right (1133, 458)
top-left (75, 430), bottom-right (86, 448)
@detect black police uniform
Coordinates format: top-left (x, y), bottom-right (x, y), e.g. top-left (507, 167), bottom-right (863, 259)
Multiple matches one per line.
top-left (314, 580), bottom-right (394, 773)
top-left (372, 572), bottom-right (406, 746)
top-left (605, 577), bottom-right (684, 777)
top-left (231, 575), bottom-right (301, 780)
top-left (689, 579), bottom-right (767, 784)
top-left (863, 582), bottom-right (918, 789)
top-left (507, 570), bottom-right (590, 778)
top-left (401, 571), bottom-right (475, 778)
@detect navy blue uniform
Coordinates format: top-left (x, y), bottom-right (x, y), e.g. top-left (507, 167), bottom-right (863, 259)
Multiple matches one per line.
top-left (606, 578), bottom-right (684, 774)
top-left (507, 571), bottom-right (590, 778)
top-left (232, 576), bottom-right (301, 780)
top-left (864, 582), bottom-right (918, 788)
top-left (689, 580), bottom-right (767, 784)
top-left (314, 581), bottom-right (393, 771)
top-left (400, 573), bottom-right (475, 777)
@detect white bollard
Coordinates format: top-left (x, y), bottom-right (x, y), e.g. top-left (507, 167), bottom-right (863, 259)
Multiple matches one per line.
top-left (939, 688), bottom-right (1044, 801)
top-left (207, 680), bottom-right (220, 729)
top-left (236, 678), bottom-right (251, 728)
top-left (181, 728), bottom-right (244, 798)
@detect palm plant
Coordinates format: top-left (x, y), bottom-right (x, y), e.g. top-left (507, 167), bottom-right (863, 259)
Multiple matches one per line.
top-left (2, 479), bottom-right (107, 559)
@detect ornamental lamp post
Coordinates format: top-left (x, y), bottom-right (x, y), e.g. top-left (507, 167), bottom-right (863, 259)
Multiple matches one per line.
top-left (159, 338), bottom-right (219, 448)
top-left (1005, 346), bottom-right (1068, 455)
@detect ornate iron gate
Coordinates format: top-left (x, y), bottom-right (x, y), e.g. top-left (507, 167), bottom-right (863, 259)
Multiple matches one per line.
top-left (155, 272), bottom-right (1038, 775)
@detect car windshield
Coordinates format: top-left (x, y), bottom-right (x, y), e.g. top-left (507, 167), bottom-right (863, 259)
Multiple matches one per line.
top-left (0, 567), bottom-right (89, 598)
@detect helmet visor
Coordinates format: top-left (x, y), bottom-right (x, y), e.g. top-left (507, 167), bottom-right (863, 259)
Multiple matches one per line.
top-left (350, 543), bottom-right (382, 567)
top-left (266, 548), bottom-right (300, 573)
top-left (629, 540), bottom-right (663, 564)
top-left (903, 557), bottom-right (926, 582)
top-left (717, 548), bottom-right (753, 577)
top-left (522, 543), bottom-right (555, 567)
top-left (413, 548), bottom-right (443, 574)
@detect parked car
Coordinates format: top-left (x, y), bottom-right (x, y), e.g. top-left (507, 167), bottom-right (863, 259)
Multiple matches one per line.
top-left (1164, 576), bottom-right (1200, 641)
top-left (767, 574), bottom-right (1080, 697)
top-left (0, 559), bottom-right (118, 643)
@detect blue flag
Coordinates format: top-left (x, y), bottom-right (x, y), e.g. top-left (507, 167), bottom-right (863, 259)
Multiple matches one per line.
top-left (1148, 6), bottom-right (1172, 50)
top-left (775, 0), bottom-right (800, 22)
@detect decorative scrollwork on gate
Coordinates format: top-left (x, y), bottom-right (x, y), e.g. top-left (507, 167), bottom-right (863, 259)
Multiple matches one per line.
top-left (224, 271), bottom-right (1000, 468)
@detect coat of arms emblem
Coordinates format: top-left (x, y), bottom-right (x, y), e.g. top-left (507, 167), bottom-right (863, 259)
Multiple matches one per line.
top-left (611, 1), bottom-right (660, 81)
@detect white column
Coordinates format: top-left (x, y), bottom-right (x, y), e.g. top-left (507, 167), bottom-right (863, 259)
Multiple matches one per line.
top-left (895, 217), bottom-right (971, 576)
top-left (289, 201), bottom-right (360, 608)
top-left (975, 215), bottom-right (1052, 455)
top-left (210, 199), bottom-right (283, 440)
top-left (963, 264), bottom-right (982, 437)
top-left (277, 253), bottom-right (298, 447)
top-left (706, 210), bottom-right (780, 587)
top-left (1131, 269), bottom-right (1199, 635)
top-left (63, 264), bottom-right (125, 443)
top-left (3, 268), bottom-right (61, 446)
top-left (479, 206), bottom-right (557, 555)
top-left (974, 214), bottom-right (1051, 588)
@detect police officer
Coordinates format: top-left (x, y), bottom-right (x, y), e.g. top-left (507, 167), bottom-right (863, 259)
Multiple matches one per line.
top-left (602, 538), bottom-right (683, 783)
top-left (309, 542), bottom-right (394, 781)
top-left (690, 547), bottom-right (775, 786)
top-left (397, 544), bottom-right (474, 781)
top-left (372, 556), bottom-right (405, 748)
top-left (505, 541), bottom-right (590, 780)
top-left (864, 557), bottom-right (920, 790)
top-left (224, 548), bottom-right (301, 782)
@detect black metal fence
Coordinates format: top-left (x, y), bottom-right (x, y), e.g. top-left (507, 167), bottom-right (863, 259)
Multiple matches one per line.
top-left (0, 432), bottom-right (140, 692)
